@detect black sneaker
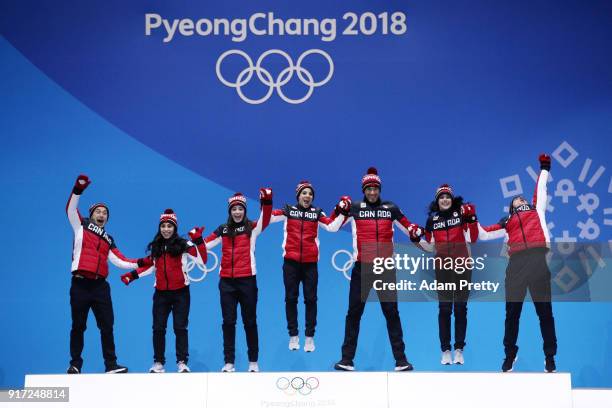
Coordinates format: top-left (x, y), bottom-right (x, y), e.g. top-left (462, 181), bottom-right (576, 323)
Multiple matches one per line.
top-left (66, 365), bottom-right (80, 374)
top-left (545, 356), bottom-right (556, 373)
top-left (502, 355), bottom-right (517, 372)
top-left (334, 359), bottom-right (355, 371)
top-left (105, 363), bottom-right (128, 374)
top-left (394, 360), bottom-right (414, 372)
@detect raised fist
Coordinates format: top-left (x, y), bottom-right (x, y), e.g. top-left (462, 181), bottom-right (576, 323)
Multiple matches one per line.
top-left (189, 226), bottom-right (205, 244)
top-left (539, 153), bottom-right (551, 171)
top-left (259, 187), bottom-right (273, 203)
top-left (409, 226), bottom-right (424, 242)
top-left (461, 203), bottom-right (477, 223)
top-left (73, 174), bottom-right (91, 195)
top-left (335, 195), bottom-right (352, 216)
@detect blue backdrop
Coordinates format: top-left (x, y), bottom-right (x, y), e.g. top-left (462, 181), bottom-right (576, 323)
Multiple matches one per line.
top-left (1, 0), bottom-right (611, 388)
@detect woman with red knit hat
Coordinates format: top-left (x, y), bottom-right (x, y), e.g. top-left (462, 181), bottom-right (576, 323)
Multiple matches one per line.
top-left (270, 181), bottom-right (349, 353)
top-left (204, 188), bottom-right (273, 372)
top-left (334, 167), bottom-right (423, 372)
top-left (120, 209), bottom-right (207, 374)
top-left (412, 184), bottom-right (478, 365)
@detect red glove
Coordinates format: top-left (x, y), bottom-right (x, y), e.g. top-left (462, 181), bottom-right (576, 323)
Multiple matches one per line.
top-left (409, 226), bottom-right (424, 242)
top-left (73, 174), bottom-right (91, 195)
top-left (189, 226), bottom-right (205, 245)
top-left (461, 203), bottom-right (477, 223)
top-left (259, 187), bottom-right (273, 204)
top-left (539, 153), bottom-right (551, 171)
top-left (120, 271), bottom-right (139, 285)
top-left (335, 195), bottom-right (352, 216)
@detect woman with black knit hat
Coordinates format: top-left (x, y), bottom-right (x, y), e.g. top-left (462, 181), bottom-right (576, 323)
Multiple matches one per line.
top-left (412, 184), bottom-right (479, 365)
top-left (477, 154), bottom-right (557, 373)
top-left (120, 209), bottom-right (207, 373)
top-left (270, 181), bottom-right (349, 352)
top-left (204, 188), bottom-right (273, 372)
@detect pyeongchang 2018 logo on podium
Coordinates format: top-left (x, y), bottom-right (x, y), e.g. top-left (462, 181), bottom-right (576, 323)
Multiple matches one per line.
top-left (216, 49), bottom-right (334, 104)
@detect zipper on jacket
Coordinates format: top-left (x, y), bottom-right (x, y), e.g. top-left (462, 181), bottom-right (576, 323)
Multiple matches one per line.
top-left (445, 222), bottom-right (450, 256)
top-left (231, 236), bottom-right (235, 278)
top-left (299, 217), bottom-right (304, 263)
top-left (95, 236), bottom-right (101, 278)
top-left (375, 205), bottom-right (379, 257)
top-left (515, 212), bottom-right (528, 250)
top-left (163, 246), bottom-right (169, 290)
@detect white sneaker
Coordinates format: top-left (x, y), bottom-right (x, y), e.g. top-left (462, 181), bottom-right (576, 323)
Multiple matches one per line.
top-left (441, 350), bottom-right (452, 365)
top-left (304, 337), bottom-right (316, 352)
top-left (453, 349), bottom-right (464, 365)
top-left (221, 363), bottom-right (235, 372)
top-left (149, 362), bottom-right (165, 373)
top-left (248, 362), bottom-right (260, 372)
top-left (289, 336), bottom-right (300, 351)
top-left (177, 361), bottom-right (190, 373)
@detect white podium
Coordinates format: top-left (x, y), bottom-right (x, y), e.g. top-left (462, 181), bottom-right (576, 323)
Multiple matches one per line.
top-left (21, 371), bottom-right (609, 408)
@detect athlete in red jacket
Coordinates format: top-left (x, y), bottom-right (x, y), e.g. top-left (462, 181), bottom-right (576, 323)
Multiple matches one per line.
top-left (477, 154), bottom-right (557, 373)
top-left (204, 189), bottom-right (273, 373)
top-left (334, 167), bottom-right (424, 372)
top-left (65, 174), bottom-right (142, 374)
top-left (414, 184), bottom-right (478, 365)
top-left (120, 209), bottom-right (207, 374)
top-left (270, 181), bottom-right (347, 352)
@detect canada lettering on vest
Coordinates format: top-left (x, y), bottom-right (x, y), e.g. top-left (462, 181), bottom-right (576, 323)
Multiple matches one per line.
top-left (289, 210), bottom-right (317, 219)
top-left (87, 223), bottom-right (112, 243)
top-left (359, 210), bottom-right (391, 218)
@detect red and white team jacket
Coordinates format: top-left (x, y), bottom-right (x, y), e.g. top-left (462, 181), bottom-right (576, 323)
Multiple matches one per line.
top-left (134, 241), bottom-right (207, 290)
top-left (270, 204), bottom-right (345, 263)
top-left (204, 203), bottom-right (272, 278)
top-left (66, 193), bottom-right (138, 279)
top-left (420, 208), bottom-right (478, 258)
top-left (478, 169), bottom-right (551, 256)
top-left (344, 199), bottom-right (420, 263)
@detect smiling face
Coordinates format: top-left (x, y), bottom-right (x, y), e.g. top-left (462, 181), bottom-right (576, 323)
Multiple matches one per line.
top-left (231, 205), bottom-right (245, 223)
top-left (298, 188), bottom-right (313, 208)
top-left (159, 222), bottom-right (175, 239)
top-left (438, 193), bottom-right (452, 211)
top-left (91, 206), bottom-right (108, 227)
top-left (512, 196), bottom-right (528, 209)
top-left (364, 186), bottom-right (380, 203)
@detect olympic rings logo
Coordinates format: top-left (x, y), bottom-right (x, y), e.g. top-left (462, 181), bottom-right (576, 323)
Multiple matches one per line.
top-left (331, 249), bottom-right (354, 281)
top-left (216, 49), bottom-right (334, 104)
top-left (275, 376), bottom-right (320, 396)
top-left (185, 251), bottom-right (219, 282)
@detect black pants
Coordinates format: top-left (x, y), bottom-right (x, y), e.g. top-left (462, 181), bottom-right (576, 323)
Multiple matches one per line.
top-left (504, 248), bottom-right (557, 358)
top-left (340, 262), bottom-right (407, 362)
top-left (219, 276), bottom-right (258, 364)
top-left (283, 259), bottom-right (318, 337)
top-left (69, 276), bottom-right (117, 370)
top-left (152, 286), bottom-right (190, 364)
top-left (436, 267), bottom-right (471, 351)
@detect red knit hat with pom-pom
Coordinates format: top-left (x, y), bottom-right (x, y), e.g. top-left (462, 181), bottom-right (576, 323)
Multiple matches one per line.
top-left (228, 192), bottom-right (247, 212)
top-left (295, 180), bottom-right (315, 200)
top-left (361, 167), bottom-right (382, 192)
top-left (434, 184), bottom-right (454, 201)
top-left (159, 208), bottom-right (178, 227)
